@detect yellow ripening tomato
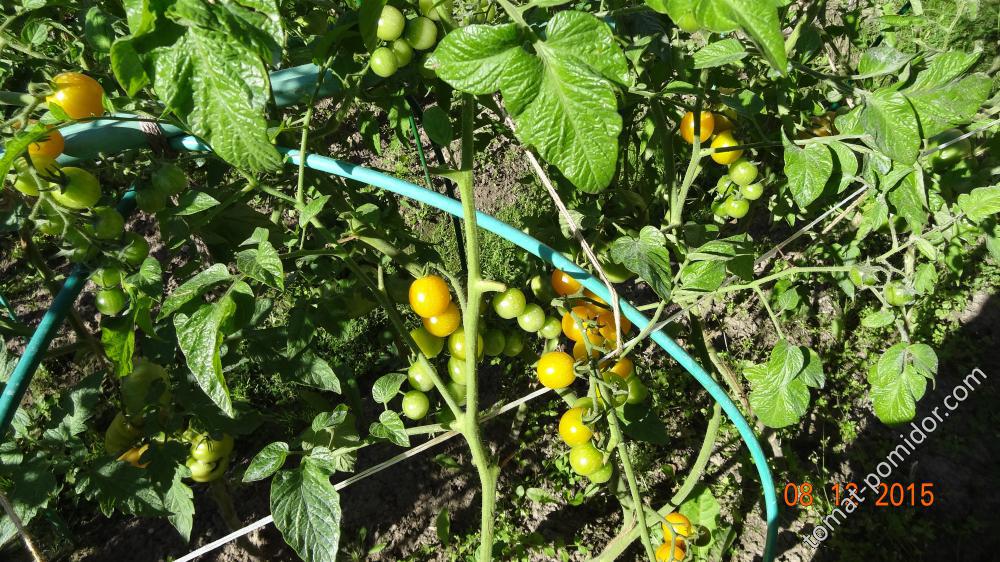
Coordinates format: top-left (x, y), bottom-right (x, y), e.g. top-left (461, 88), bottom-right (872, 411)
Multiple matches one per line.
top-left (423, 301), bottom-right (461, 337)
top-left (118, 444), bottom-right (150, 468)
top-left (46, 72), bottom-right (105, 119)
top-left (409, 275), bottom-right (452, 318)
top-left (710, 131), bottom-right (743, 165)
top-left (28, 128), bottom-right (64, 158)
top-left (655, 539), bottom-right (686, 561)
top-left (558, 406), bottom-right (593, 446)
top-left (607, 357), bottom-right (634, 378)
top-left (572, 339), bottom-right (601, 362)
top-left (537, 351), bottom-right (575, 389)
top-left (561, 305), bottom-right (602, 344)
top-left (680, 111), bottom-right (715, 144)
top-left (662, 512), bottom-right (692, 539)
top-left (596, 309), bottom-right (632, 342)
top-left (551, 269), bottom-right (582, 296)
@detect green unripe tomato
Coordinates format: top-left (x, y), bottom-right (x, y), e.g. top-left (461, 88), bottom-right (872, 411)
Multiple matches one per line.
top-left (517, 303), bottom-right (546, 332)
top-left (96, 288), bottom-right (127, 316)
top-left (391, 39), bottom-right (414, 67)
top-left (884, 281), bottom-right (914, 307)
top-left (587, 459), bottom-right (614, 484)
top-left (448, 327), bottom-right (483, 361)
top-left (370, 47), bottom-right (399, 78)
top-left (92, 265), bottom-right (125, 287)
top-left (601, 259), bottom-right (634, 283)
top-left (401, 390), bottom-right (430, 420)
top-left (849, 266), bottom-right (877, 288)
top-left (625, 376), bottom-right (649, 404)
top-left (186, 457), bottom-right (216, 480)
top-left (483, 328), bottom-right (506, 357)
top-left (740, 182), bottom-right (764, 201)
top-left (407, 361), bottom-right (435, 392)
top-left (502, 330), bottom-right (524, 356)
top-left (417, 55), bottom-right (437, 79)
top-left (569, 443), bottom-right (604, 476)
top-left (136, 184), bottom-right (168, 213)
top-left (92, 207), bottom-right (124, 240)
top-left (722, 197), bottom-right (750, 219)
top-left (728, 158), bottom-right (758, 186)
top-left (104, 412), bottom-right (141, 455)
top-left (50, 167), bottom-right (101, 210)
top-left (190, 433), bottom-right (234, 463)
top-left (152, 163), bottom-right (187, 195)
top-left (419, 0), bottom-right (453, 21)
top-left (410, 327), bottom-right (444, 358)
top-left (122, 360), bottom-right (171, 416)
top-left (447, 356), bottom-right (466, 385)
top-left (405, 17), bottom-right (438, 50)
top-left (492, 288), bottom-right (527, 319)
top-left (376, 5), bottom-right (405, 41)
top-left (712, 200), bottom-right (728, 218)
top-left (529, 274), bottom-right (556, 303)
top-left (121, 232), bottom-right (150, 266)
top-left (445, 381), bottom-right (467, 406)
top-left (539, 316), bottom-right (562, 340)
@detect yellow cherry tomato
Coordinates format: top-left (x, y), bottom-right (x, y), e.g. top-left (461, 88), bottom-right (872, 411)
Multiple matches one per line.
top-left (537, 351), bottom-right (575, 389)
top-left (551, 269), bottom-right (582, 296)
top-left (596, 309), bottom-right (632, 342)
top-left (558, 406), bottom-right (593, 446)
top-left (561, 305), bottom-right (603, 344)
top-left (409, 275), bottom-right (452, 318)
top-left (713, 113), bottom-right (735, 132)
top-left (607, 357), bottom-right (634, 378)
top-left (118, 444), bottom-right (150, 468)
top-left (655, 539), bottom-right (686, 561)
top-left (46, 72), bottom-right (105, 119)
top-left (28, 128), bottom-right (64, 158)
top-left (680, 111), bottom-right (715, 144)
top-left (572, 339), bottom-right (601, 361)
top-left (710, 131), bottom-right (743, 165)
top-left (423, 301), bottom-right (461, 337)
top-left (662, 512), bottom-right (692, 539)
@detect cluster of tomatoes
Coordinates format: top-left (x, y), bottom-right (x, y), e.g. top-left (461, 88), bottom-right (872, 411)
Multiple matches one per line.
top-left (8, 72), bottom-right (191, 318)
top-left (655, 512), bottom-right (694, 561)
top-left (368, 1), bottom-right (448, 78)
top-left (102, 360), bottom-right (234, 482)
top-left (679, 109), bottom-right (764, 220)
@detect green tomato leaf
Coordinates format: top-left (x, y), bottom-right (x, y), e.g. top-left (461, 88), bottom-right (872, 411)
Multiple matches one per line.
top-left (358, 0), bottom-right (388, 52)
top-left (432, 12), bottom-right (628, 191)
top-left (679, 484), bottom-right (720, 533)
top-left (288, 352), bottom-right (342, 393)
top-left (854, 44), bottom-right (913, 79)
top-left (861, 88), bottom-right (920, 164)
top-left (608, 226), bottom-right (673, 301)
top-left (422, 106), bottom-right (454, 146)
top-left (745, 340), bottom-right (811, 428)
top-left (715, 0), bottom-right (787, 72)
top-left (369, 410), bottom-right (410, 447)
top-left (828, 140), bottom-right (859, 193)
top-left (678, 260), bottom-right (726, 293)
top-left (784, 141), bottom-right (833, 209)
top-left (41, 373), bottom-right (101, 442)
top-left (0, 460), bottom-right (57, 545)
top-left (869, 342), bottom-right (937, 424)
top-left (907, 50), bottom-right (981, 91)
top-left (799, 347), bottom-right (825, 389)
top-left (271, 461), bottom-right (342, 562)
top-left (101, 314), bottom-right (136, 378)
top-left (957, 185), bottom-right (1000, 223)
top-left (84, 7), bottom-right (116, 53)
top-left (236, 238), bottom-right (284, 289)
top-left (372, 373), bottom-right (407, 405)
top-left (906, 73), bottom-right (992, 138)
top-left (159, 263), bottom-right (232, 319)
top-left (163, 465), bottom-right (195, 542)
top-left (862, 308), bottom-right (896, 328)
top-left (887, 171), bottom-right (927, 232)
top-left (244, 441), bottom-right (290, 483)
top-left (693, 38), bottom-right (747, 68)
top-left (174, 298), bottom-right (237, 417)
top-left (172, 190), bottom-right (221, 216)
top-left (695, 0), bottom-right (738, 32)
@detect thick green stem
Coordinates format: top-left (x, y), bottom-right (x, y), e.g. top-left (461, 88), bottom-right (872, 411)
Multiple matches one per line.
top-left (455, 94), bottom-right (499, 562)
top-left (0, 90), bottom-right (36, 106)
top-left (608, 414), bottom-right (658, 562)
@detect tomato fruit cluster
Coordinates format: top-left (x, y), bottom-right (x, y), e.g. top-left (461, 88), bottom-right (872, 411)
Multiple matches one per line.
top-left (368, 5), bottom-right (443, 78)
top-left (656, 512), bottom-right (692, 561)
top-left (186, 432), bottom-right (234, 483)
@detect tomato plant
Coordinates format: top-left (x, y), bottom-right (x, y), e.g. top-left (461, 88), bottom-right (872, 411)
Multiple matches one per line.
top-left (1, 1), bottom-right (997, 562)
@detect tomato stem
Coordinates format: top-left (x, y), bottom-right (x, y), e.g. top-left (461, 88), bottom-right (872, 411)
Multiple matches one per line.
top-left (608, 413), bottom-right (658, 562)
top-left (0, 90), bottom-right (37, 106)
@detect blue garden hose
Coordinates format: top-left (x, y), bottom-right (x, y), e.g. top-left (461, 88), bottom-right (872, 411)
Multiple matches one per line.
top-left (1, 63), bottom-right (778, 560)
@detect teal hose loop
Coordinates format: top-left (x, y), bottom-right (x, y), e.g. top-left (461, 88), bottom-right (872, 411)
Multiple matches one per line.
top-left (0, 292), bottom-right (16, 322)
top-left (0, 189), bottom-right (136, 433)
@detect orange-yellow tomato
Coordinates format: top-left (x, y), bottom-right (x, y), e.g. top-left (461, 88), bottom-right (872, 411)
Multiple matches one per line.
top-left (423, 301), bottom-right (461, 337)
top-left (561, 305), bottom-right (602, 344)
top-left (28, 128), bottom-right (64, 158)
top-left (712, 113), bottom-right (735, 133)
top-left (551, 269), bottom-right (582, 296)
top-left (558, 406), bottom-right (593, 446)
top-left (680, 111), bottom-right (715, 144)
top-left (596, 309), bottom-right (632, 342)
top-left (46, 72), bottom-right (105, 119)
top-left (409, 275), bottom-right (452, 318)
top-left (662, 512), bottom-right (692, 539)
top-left (572, 339), bottom-right (601, 362)
top-left (710, 131), bottom-right (743, 165)
top-left (537, 351), bottom-right (575, 389)
top-left (607, 357), bottom-right (634, 378)
top-left (118, 444), bottom-right (150, 468)
top-left (655, 539), bottom-right (686, 561)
